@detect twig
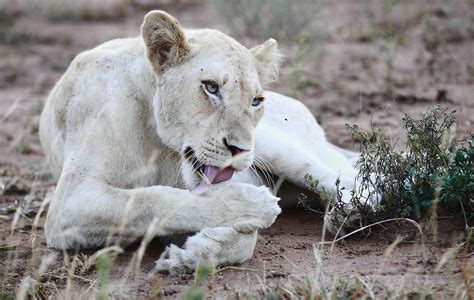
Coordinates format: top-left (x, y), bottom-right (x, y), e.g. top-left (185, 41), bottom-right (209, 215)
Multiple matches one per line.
top-left (318, 218), bottom-right (424, 246)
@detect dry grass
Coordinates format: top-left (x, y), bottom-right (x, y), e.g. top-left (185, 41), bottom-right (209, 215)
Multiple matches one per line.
top-left (181, 217), bottom-right (473, 299)
top-left (3, 162), bottom-right (471, 299)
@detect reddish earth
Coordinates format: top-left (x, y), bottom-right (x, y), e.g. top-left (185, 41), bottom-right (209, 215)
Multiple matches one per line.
top-left (1, 0), bottom-right (473, 298)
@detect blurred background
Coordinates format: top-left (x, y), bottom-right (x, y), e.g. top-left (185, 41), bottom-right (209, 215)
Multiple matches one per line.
top-left (1, 0), bottom-right (472, 157)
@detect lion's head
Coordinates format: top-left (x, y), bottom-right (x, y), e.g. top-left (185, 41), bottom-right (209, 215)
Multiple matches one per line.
top-left (141, 10), bottom-right (281, 193)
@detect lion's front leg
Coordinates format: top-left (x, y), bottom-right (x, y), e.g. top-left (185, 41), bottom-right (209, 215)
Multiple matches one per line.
top-left (155, 227), bottom-right (257, 275)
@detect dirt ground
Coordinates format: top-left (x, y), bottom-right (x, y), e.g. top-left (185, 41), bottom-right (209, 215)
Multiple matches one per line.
top-left (1, 0), bottom-right (473, 298)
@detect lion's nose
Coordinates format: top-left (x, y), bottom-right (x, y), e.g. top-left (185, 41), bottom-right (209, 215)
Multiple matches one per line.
top-left (223, 138), bottom-right (249, 156)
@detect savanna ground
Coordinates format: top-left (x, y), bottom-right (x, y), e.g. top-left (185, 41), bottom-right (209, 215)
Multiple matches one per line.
top-left (0, 0), bottom-right (473, 298)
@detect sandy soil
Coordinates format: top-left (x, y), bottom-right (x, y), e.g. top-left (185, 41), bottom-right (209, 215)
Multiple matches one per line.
top-left (1, 0), bottom-right (473, 298)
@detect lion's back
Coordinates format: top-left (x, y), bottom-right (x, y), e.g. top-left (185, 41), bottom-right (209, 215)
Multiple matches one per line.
top-left (39, 37), bottom-right (149, 180)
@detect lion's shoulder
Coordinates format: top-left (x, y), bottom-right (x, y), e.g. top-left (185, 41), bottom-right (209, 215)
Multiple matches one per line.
top-left (70, 37), bottom-right (144, 71)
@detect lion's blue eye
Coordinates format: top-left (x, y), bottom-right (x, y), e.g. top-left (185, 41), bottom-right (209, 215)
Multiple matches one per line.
top-left (252, 97), bottom-right (264, 107)
top-left (204, 81), bottom-right (219, 94)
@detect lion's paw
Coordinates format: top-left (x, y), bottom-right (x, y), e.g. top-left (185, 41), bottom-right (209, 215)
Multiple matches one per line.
top-left (155, 228), bottom-right (228, 275)
top-left (155, 245), bottom-right (195, 275)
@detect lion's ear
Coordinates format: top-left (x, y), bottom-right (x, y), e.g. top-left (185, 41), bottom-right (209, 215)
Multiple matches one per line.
top-left (250, 38), bottom-right (282, 86)
top-left (141, 10), bottom-right (190, 74)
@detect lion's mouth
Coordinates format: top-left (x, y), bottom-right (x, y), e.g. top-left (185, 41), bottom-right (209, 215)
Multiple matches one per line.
top-left (185, 147), bottom-right (235, 194)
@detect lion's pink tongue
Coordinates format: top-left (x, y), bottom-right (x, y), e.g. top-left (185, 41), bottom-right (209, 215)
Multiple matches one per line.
top-left (214, 167), bottom-right (234, 183)
top-left (190, 165), bottom-right (235, 195)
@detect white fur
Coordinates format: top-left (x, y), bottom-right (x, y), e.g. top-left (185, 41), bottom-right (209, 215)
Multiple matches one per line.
top-left (39, 10), bottom-right (378, 274)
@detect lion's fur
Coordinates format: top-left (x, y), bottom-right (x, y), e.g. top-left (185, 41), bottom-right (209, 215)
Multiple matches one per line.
top-left (39, 11), bottom-right (376, 273)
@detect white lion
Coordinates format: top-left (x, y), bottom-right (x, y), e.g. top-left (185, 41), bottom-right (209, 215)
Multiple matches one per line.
top-left (39, 10), bottom-right (378, 274)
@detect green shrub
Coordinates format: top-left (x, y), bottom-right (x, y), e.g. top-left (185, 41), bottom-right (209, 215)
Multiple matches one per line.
top-left (304, 106), bottom-right (473, 230)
